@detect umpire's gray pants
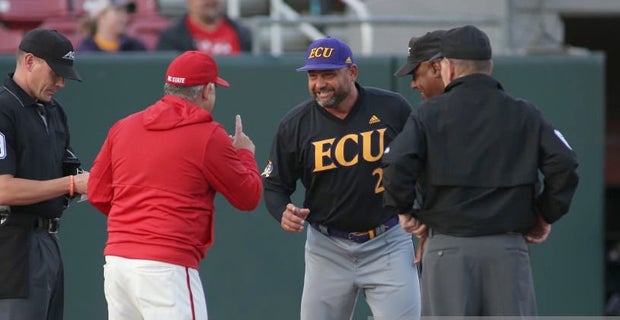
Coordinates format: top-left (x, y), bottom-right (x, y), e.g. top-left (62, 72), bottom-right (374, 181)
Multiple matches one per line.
top-left (301, 225), bottom-right (421, 320)
top-left (421, 231), bottom-right (537, 316)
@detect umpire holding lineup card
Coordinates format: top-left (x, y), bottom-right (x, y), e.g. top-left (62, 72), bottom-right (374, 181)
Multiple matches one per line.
top-left (382, 25), bottom-right (579, 316)
top-left (262, 36), bottom-right (421, 319)
top-left (0, 29), bottom-right (89, 320)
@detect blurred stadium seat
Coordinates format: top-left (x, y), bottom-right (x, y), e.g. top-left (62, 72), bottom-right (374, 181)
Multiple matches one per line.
top-left (39, 18), bottom-right (84, 48)
top-left (127, 16), bottom-right (171, 50)
top-left (0, 0), bottom-right (71, 30)
top-left (132, 0), bottom-right (160, 17)
top-left (0, 25), bottom-right (23, 54)
top-left (69, 0), bottom-right (88, 16)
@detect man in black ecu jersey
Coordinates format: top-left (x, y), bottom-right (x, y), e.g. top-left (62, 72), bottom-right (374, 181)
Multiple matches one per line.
top-left (262, 36), bottom-right (421, 320)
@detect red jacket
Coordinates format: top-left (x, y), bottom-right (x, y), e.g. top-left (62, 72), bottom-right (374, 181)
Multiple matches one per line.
top-left (88, 95), bottom-right (262, 268)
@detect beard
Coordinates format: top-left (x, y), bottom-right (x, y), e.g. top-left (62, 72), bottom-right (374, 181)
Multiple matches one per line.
top-left (314, 88), bottom-right (348, 109)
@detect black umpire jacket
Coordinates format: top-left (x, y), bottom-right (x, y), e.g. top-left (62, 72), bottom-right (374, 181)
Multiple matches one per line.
top-left (382, 73), bottom-right (579, 237)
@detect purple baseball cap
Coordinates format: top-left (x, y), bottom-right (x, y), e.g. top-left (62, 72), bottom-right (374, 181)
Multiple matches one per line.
top-left (296, 36), bottom-right (355, 72)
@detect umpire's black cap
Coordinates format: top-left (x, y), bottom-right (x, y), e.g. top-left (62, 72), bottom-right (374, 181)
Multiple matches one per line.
top-left (394, 30), bottom-right (446, 77)
top-left (19, 29), bottom-right (82, 81)
top-left (429, 25), bottom-right (492, 61)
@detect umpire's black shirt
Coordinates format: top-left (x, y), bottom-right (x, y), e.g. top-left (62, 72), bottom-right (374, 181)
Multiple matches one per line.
top-left (0, 75), bottom-right (70, 218)
top-left (382, 73), bottom-right (579, 236)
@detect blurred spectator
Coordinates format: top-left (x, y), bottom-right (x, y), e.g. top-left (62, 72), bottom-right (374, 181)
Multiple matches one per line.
top-left (156, 0), bottom-right (251, 55)
top-left (77, 0), bottom-right (147, 52)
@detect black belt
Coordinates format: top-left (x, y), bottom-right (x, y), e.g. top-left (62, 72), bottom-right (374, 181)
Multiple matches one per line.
top-left (311, 216), bottom-right (399, 243)
top-left (34, 218), bottom-right (60, 234)
top-left (0, 212), bottom-right (60, 234)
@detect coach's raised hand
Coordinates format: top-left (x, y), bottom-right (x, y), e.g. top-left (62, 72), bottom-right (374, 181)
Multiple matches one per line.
top-left (232, 114), bottom-right (255, 153)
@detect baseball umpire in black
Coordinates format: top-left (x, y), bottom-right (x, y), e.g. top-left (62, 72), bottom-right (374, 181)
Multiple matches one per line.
top-left (382, 25), bottom-right (579, 316)
top-left (0, 29), bottom-right (89, 320)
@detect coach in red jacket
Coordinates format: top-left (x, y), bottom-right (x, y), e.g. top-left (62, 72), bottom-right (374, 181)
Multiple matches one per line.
top-left (88, 51), bottom-right (262, 319)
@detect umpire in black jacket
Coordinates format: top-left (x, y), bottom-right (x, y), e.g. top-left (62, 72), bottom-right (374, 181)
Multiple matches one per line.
top-left (382, 25), bottom-right (579, 316)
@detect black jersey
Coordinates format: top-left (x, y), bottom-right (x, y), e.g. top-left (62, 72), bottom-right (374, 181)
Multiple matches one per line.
top-left (0, 76), bottom-right (72, 218)
top-left (382, 74), bottom-right (579, 236)
top-left (263, 83), bottom-right (412, 232)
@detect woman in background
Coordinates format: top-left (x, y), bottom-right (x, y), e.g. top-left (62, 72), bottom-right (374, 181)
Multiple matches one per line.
top-left (77, 0), bottom-right (147, 52)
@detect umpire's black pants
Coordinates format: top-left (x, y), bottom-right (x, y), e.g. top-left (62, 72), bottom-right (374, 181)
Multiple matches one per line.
top-left (0, 229), bottom-right (64, 320)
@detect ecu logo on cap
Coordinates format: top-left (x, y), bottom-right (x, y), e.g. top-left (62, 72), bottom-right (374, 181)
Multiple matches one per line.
top-left (308, 47), bottom-right (334, 59)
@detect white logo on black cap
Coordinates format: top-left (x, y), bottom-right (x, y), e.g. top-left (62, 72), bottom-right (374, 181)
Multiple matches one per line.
top-left (62, 51), bottom-right (75, 61)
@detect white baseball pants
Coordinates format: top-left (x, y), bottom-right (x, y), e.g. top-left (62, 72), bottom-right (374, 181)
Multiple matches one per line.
top-left (103, 255), bottom-right (208, 320)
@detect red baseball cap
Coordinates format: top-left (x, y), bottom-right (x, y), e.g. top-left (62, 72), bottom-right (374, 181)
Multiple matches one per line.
top-left (165, 51), bottom-right (230, 87)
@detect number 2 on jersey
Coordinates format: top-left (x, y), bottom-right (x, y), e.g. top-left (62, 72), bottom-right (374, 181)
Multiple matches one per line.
top-left (372, 167), bottom-right (384, 193)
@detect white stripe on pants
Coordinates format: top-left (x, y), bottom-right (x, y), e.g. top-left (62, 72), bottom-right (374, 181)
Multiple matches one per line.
top-left (103, 255), bottom-right (208, 320)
